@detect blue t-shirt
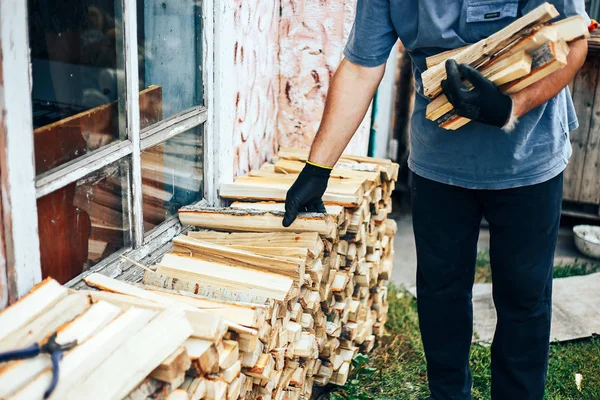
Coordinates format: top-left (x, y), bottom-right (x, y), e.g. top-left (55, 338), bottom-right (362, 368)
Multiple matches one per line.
top-left (344, 0), bottom-right (589, 189)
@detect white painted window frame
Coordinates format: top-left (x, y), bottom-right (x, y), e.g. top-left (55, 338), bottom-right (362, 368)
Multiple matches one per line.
top-left (0, 0), bottom-right (221, 297)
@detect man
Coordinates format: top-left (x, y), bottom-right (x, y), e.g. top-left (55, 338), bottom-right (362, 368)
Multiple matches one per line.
top-left (282, 1), bottom-right (589, 399)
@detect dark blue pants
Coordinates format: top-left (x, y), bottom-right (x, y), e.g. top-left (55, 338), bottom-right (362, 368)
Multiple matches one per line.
top-left (411, 172), bottom-right (562, 400)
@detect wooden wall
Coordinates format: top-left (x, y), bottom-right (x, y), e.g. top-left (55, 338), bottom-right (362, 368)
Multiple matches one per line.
top-left (0, 41), bottom-right (8, 310)
top-left (277, 0), bottom-right (371, 155)
top-left (228, 0), bottom-right (371, 178)
top-left (230, 0), bottom-right (281, 177)
top-left (563, 54), bottom-right (600, 205)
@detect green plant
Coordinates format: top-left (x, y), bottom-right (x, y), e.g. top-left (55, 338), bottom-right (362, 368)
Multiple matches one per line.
top-left (329, 285), bottom-right (600, 400)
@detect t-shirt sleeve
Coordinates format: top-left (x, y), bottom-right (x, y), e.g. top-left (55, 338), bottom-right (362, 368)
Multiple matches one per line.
top-left (343, 0), bottom-right (399, 67)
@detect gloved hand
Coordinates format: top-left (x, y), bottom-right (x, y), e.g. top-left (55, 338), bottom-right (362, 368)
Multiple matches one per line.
top-left (282, 161), bottom-right (332, 227)
top-left (441, 59), bottom-right (513, 128)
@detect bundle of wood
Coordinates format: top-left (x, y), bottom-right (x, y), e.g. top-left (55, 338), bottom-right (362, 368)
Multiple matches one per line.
top-left (0, 148), bottom-right (398, 399)
top-left (422, 3), bottom-right (589, 130)
top-left (168, 147), bottom-right (399, 396)
top-left (0, 278), bottom-right (196, 400)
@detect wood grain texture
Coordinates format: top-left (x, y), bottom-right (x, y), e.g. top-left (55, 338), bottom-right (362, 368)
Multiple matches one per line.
top-left (563, 58), bottom-right (600, 201)
top-left (576, 56), bottom-right (600, 204)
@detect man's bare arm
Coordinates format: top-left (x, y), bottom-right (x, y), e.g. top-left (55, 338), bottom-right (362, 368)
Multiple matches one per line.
top-left (308, 58), bottom-right (386, 167)
top-left (511, 38), bottom-right (588, 118)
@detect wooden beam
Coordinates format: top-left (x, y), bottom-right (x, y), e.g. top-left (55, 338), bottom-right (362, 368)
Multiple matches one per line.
top-left (0, 301), bottom-right (122, 398)
top-left (150, 346), bottom-right (191, 385)
top-left (0, 293), bottom-right (90, 352)
top-left (0, 278), bottom-right (68, 341)
top-left (64, 308), bottom-right (193, 400)
top-left (502, 40), bottom-right (570, 94)
top-left (12, 308), bottom-right (156, 400)
top-left (142, 270), bottom-right (274, 307)
top-left (79, 287), bottom-right (228, 342)
top-left (185, 338), bottom-right (219, 375)
top-left (220, 181), bottom-right (362, 207)
top-left (229, 201), bottom-right (345, 227)
top-left (187, 230), bottom-right (323, 259)
top-left (178, 206), bottom-right (338, 239)
top-left (421, 2), bottom-right (559, 98)
top-left (273, 159), bottom-right (381, 186)
top-left (156, 253), bottom-right (295, 302)
top-left (172, 235), bottom-right (306, 285)
top-left (145, 287), bottom-right (267, 329)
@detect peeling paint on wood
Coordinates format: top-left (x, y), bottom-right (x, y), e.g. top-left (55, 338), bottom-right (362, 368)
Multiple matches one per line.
top-left (277, 0), bottom-right (370, 156)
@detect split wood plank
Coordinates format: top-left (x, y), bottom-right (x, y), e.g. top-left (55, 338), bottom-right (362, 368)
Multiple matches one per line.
top-left (10, 308), bottom-right (156, 400)
top-left (142, 270), bottom-right (274, 308)
top-left (180, 377), bottom-right (207, 400)
top-left (278, 147), bottom-right (397, 181)
top-left (0, 293), bottom-right (90, 352)
top-left (220, 181), bottom-right (362, 207)
top-left (156, 253), bottom-right (295, 302)
top-left (185, 338), bottom-right (219, 375)
top-left (172, 235), bottom-right (306, 285)
top-left (426, 50), bottom-right (532, 121)
top-left (229, 201), bottom-right (345, 226)
top-left (187, 230), bottom-right (324, 259)
top-left (178, 206), bottom-right (338, 239)
top-left (421, 2), bottom-right (559, 98)
top-left (146, 287), bottom-right (267, 328)
top-left (502, 40), bottom-right (570, 94)
top-left (80, 276), bottom-right (229, 342)
top-left (244, 170), bottom-right (369, 193)
top-left (151, 346), bottom-right (191, 384)
top-left (0, 278), bottom-right (68, 342)
top-left (0, 300), bottom-right (122, 398)
top-left (64, 308), bottom-right (192, 400)
top-left (273, 159), bottom-right (381, 186)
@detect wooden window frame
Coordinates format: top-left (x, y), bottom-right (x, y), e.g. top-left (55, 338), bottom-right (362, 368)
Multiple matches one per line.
top-left (0, 0), bottom-right (223, 298)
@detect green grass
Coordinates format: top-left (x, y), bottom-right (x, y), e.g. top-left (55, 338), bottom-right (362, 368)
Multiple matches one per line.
top-left (330, 285), bottom-right (600, 400)
top-left (474, 249), bottom-right (600, 284)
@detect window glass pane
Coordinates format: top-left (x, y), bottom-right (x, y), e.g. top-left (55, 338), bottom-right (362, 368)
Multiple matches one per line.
top-left (28, 1), bottom-right (145, 175)
top-left (37, 159), bottom-right (131, 283)
top-left (137, 1), bottom-right (203, 125)
top-left (142, 129), bottom-right (203, 231)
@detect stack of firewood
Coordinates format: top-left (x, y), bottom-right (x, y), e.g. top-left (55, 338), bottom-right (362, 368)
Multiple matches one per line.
top-left (0, 148), bottom-right (398, 400)
top-left (165, 147), bottom-right (399, 397)
top-left (422, 3), bottom-right (589, 130)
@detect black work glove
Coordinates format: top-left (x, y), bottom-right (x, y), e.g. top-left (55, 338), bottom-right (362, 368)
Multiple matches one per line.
top-left (441, 59), bottom-right (513, 128)
top-left (282, 162), bottom-right (331, 227)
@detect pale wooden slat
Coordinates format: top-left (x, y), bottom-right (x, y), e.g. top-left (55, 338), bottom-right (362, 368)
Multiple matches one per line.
top-left (0, 293), bottom-right (90, 352)
top-left (0, 301), bottom-right (121, 398)
top-left (9, 308), bottom-right (156, 400)
top-left (64, 308), bottom-right (192, 400)
top-left (0, 278), bottom-right (68, 341)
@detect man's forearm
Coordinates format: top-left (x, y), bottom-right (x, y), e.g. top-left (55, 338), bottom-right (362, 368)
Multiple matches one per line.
top-left (511, 38), bottom-right (588, 118)
top-left (308, 58), bottom-right (385, 167)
